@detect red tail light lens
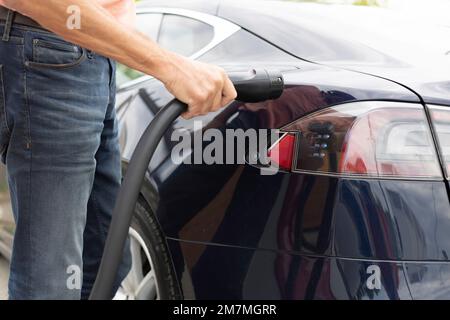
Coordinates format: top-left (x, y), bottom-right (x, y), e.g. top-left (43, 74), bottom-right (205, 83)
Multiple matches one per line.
top-left (429, 105), bottom-right (450, 178)
top-left (268, 133), bottom-right (296, 171)
top-left (282, 101), bottom-right (442, 179)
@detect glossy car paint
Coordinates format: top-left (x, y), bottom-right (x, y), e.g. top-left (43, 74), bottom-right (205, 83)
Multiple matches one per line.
top-left (167, 240), bottom-right (413, 300)
top-left (117, 1), bottom-right (450, 299)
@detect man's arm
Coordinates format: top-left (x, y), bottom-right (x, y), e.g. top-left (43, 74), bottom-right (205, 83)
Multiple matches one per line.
top-left (4, 0), bottom-right (236, 118)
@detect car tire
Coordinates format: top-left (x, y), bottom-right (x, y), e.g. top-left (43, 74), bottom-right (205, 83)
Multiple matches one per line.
top-left (117, 198), bottom-right (182, 300)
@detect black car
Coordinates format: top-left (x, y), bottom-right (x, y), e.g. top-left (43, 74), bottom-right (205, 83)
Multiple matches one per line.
top-left (114, 0), bottom-right (450, 300)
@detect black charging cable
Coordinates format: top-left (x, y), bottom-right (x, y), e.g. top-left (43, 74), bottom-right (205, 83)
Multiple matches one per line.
top-left (89, 69), bottom-right (284, 300)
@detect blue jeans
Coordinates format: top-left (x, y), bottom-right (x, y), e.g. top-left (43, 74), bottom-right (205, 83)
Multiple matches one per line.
top-left (0, 22), bottom-right (131, 299)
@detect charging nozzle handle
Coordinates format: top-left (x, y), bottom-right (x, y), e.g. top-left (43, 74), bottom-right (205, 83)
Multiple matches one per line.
top-left (89, 68), bottom-right (284, 300)
top-left (229, 69), bottom-right (284, 103)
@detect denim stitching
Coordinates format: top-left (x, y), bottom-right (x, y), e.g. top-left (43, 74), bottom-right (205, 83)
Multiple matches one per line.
top-left (0, 65), bottom-right (10, 136)
top-left (33, 39), bottom-right (80, 52)
top-left (23, 37), bottom-right (34, 297)
top-left (26, 47), bottom-right (87, 70)
top-left (91, 187), bottom-right (109, 243)
top-left (32, 39), bottom-right (36, 63)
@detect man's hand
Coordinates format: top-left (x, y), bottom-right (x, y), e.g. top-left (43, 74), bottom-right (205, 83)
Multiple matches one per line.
top-left (162, 54), bottom-right (237, 119)
top-left (6, 0), bottom-right (237, 118)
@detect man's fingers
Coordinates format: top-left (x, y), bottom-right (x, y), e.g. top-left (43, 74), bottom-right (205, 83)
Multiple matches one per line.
top-left (177, 66), bottom-right (237, 119)
top-left (210, 89), bottom-right (223, 112)
top-left (221, 75), bottom-right (237, 106)
top-left (181, 112), bottom-right (192, 120)
top-left (204, 69), bottom-right (226, 112)
top-left (181, 102), bottom-right (199, 119)
top-left (182, 105), bottom-right (201, 119)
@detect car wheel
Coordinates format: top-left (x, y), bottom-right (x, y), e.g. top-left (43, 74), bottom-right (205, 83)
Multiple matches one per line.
top-left (115, 198), bottom-right (181, 300)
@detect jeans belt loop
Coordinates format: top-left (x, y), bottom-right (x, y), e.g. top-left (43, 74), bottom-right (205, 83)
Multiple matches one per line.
top-left (2, 9), bottom-right (16, 42)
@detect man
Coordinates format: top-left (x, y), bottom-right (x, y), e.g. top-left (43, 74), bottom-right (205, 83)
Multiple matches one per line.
top-left (0, 0), bottom-right (237, 299)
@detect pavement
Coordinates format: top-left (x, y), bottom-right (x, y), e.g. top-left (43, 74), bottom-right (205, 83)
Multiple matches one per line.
top-left (0, 256), bottom-right (8, 300)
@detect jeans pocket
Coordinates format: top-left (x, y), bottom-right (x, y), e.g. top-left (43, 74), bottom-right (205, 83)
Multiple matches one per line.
top-left (26, 38), bottom-right (86, 69)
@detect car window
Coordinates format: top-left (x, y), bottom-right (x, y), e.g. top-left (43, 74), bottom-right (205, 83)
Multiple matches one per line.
top-left (199, 29), bottom-right (298, 64)
top-left (158, 14), bottom-right (214, 57)
top-left (136, 13), bottom-right (163, 41)
top-left (116, 14), bottom-right (215, 87)
top-left (116, 13), bottom-right (163, 86)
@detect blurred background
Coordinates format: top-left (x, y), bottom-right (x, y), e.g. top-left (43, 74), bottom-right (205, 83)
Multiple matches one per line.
top-left (0, 0), bottom-right (449, 299)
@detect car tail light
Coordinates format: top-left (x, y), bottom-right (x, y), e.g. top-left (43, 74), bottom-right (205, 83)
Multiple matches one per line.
top-left (268, 133), bottom-right (296, 171)
top-left (271, 101), bottom-right (442, 179)
top-left (429, 105), bottom-right (450, 178)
